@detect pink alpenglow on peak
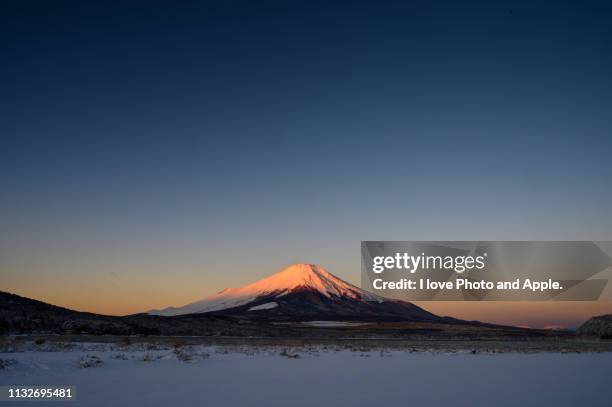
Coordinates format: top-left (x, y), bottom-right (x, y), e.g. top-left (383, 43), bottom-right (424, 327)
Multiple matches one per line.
top-left (149, 263), bottom-right (382, 316)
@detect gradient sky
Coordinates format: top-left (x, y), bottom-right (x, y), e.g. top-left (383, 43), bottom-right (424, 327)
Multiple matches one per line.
top-left (2, 1), bottom-right (612, 327)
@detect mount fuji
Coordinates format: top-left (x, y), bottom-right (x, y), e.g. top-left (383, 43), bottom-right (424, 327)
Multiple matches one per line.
top-left (148, 263), bottom-right (447, 322)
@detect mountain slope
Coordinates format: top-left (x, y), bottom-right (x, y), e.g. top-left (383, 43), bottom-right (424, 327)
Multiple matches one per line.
top-left (149, 263), bottom-right (443, 322)
top-left (0, 290), bottom-right (316, 336)
top-left (577, 314), bottom-right (612, 338)
top-left (0, 291), bottom-right (138, 335)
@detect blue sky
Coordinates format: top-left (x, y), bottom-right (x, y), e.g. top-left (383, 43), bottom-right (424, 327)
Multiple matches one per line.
top-left (1, 1), bottom-right (611, 324)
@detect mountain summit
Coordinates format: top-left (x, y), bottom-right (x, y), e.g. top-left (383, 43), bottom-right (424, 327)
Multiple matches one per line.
top-left (218, 263), bottom-right (381, 301)
top-left (149, 263), bottom-right (441, 322)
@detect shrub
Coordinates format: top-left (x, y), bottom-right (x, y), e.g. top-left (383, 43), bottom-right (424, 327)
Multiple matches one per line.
top-left (78, 355), bottom-right (103, 369)
top-left (0, 358), bottom-right (17, 370)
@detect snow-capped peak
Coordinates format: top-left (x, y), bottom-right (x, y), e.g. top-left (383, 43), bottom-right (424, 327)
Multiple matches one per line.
top-left (233, 263), bottom-right (371, 299)
top-left (149, 263), bottom-right (381, 316)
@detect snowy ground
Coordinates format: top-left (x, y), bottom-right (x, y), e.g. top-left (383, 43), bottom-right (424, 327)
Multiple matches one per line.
top-left (1, 342), bottom-right (611, 406)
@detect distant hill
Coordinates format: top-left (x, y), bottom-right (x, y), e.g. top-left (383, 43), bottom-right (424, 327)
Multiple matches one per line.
top-left (0, 291), bottom-right (141, 335)
top-left (577, 315), bottom-right (612, 339)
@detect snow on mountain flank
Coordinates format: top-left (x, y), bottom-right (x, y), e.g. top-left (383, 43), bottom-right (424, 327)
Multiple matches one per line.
top-left (149, 263), bottom-right (382, 316)
top-left (248, 302), bottom-right (278, 311)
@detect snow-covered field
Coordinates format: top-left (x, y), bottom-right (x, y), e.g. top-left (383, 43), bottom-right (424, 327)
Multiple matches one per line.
top-left (1, 343), bottom-right (611, 406)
